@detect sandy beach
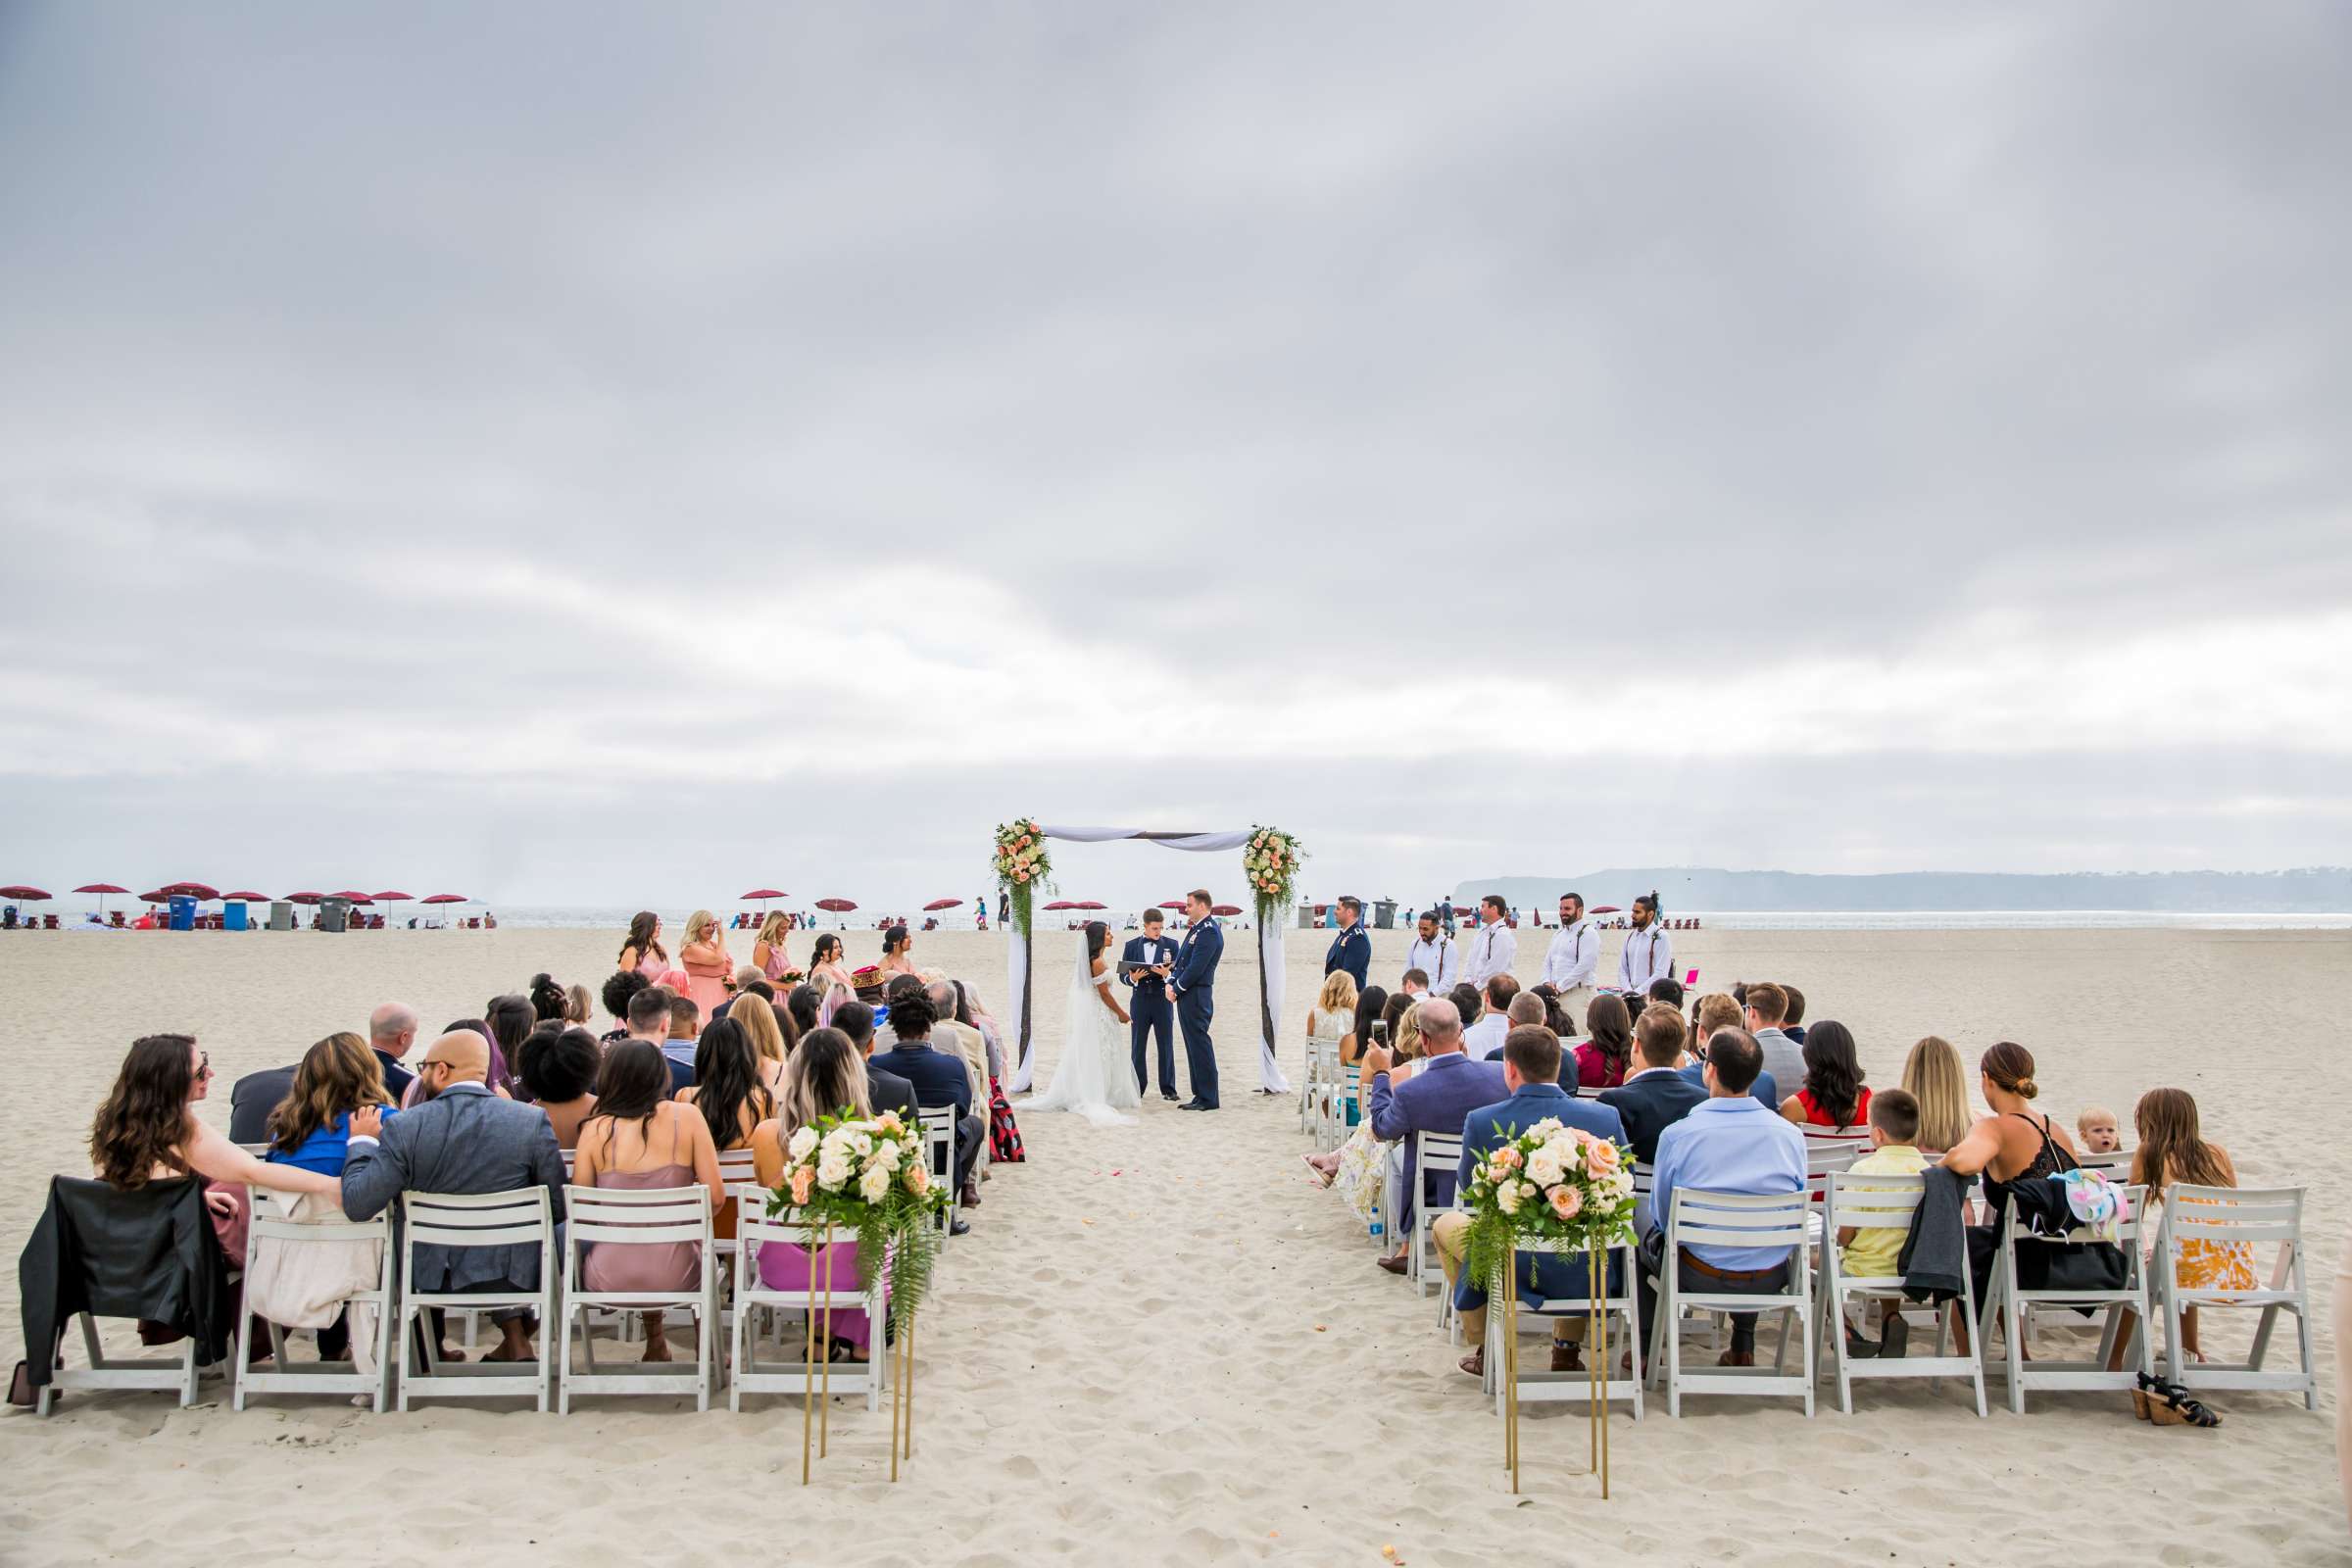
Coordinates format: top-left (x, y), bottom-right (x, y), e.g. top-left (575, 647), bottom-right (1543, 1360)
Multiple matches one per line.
top-left (3, 922), bottom-right (2347, 1565)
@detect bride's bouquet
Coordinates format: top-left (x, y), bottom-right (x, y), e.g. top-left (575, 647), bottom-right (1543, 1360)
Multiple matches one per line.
top-left (1460, 1117), bottom-right (1639, 1291)
top-left (765, 1107), bottom-right (953, 1329)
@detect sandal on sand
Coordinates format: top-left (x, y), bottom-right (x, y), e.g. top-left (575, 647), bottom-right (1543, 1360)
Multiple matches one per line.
top-left (2134, 1372), bottom-right (2221, 1428)
top-left (1299, 1153), bottom-right (1334, 1189)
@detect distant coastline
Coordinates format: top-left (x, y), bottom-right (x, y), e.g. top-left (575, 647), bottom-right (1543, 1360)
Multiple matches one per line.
top-left (1446, 866), bottom-right (2352, 915)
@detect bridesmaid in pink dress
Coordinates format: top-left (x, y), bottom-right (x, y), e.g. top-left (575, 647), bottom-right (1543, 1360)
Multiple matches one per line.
top-left (573, 1042), bottom-right (724, 1363)
top-left (752, 911), bottom-right (794, 987)
top-left (617, 910), bottom-right (668, 976)
top-left (677, 908), bottom-right (734, 1020)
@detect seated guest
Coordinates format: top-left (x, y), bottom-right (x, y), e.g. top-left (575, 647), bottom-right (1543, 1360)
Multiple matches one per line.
top-left (1740, 982), bottom-right (1805, 1097)
top-left (341, 1031), bottom-right (567, 1363)
top-left (710, 970), bottom-right (773, 1026)
top-left (1437, 1026), bottom-right (1630, 1377)
top-left (264, 1032), bottom-right (400, 1175)
top-left (663, 990), bottom-right (701, 1091)
top-left (733, 992), bottom-right (792, 1092)
top-left (750, 1028), bottom-right (882, 1359)
top-left (1639, 1027), bottom-right (1805, 1367)
top-left (1781, 1020), bottom-right (1870, 1131)
top-left (228, 1055), bottom-right (301, 1145)
top-left (601, 969), bottom-right (651, 1045)
top-left (948, 979), bottom-right (1023, 1165)
top-left (917, 975), bottom-right (992, 1144)
top-left (678, 1016), bottom-right (774, 1238)
top-left (98, 1034), bottom-right (341, 1223)
top-left (1645, 976), bottom-right (1685, 1015)
top-left (1529, 982), bottom-right (1577, 1040)
top-left (1833, 1087), bottom-right (1926, 1357)
top-left (1574, 993), bottom-right (1637, 1090)
top-left (834, 1001), bottom-right (919, 1124)
top-left (785, 983), bottom-right (824, 1040)
top-left (1447, 983), bottom-right (1484, 1032)
top-left (1901, 1035), bottom-right (1974, 1156)
top-left (1339, 983), bottom-right (1388, 1085)
top-left (1782, 984), bottom-right (1808, 1044)
top-left (1396, 966), bottom-right (1432, 1000)
top-left (1600, 1004), bottom-right (1707, 1168)
top-left (514, 1026), bottom-right (599, 1150)
top-left (572, 1041), bottom-right (725, 1363)
top-left (2116, 1087), bottom-right (2252, 1366)
top-left (368, 1002), bottom-right (419, 1102)
top-left (865, 989), bottom-right (979, 1233)
top-left (1480, 993), bottom-right (1547, 1060)
top-left (484, 996), bottom-right (534, 1098)
top-left (528, 973), bottom-right (567, 1025)
top-left (1680, 993), bottom-right (1779, 1108)
top-left (1463, 973), bottom-right (1519, 1058)
top-left (1937, 1041), bottom-right (2082, 1328)
top-left (564, 983), bottom-right (597, 1034)
top-left (2077, 1104), bottom-right (2122, 1155)
top-left (1307, 971), bottom-right (1358, 1059)
top-left (1365, 998), bottom-right (1506, 1275)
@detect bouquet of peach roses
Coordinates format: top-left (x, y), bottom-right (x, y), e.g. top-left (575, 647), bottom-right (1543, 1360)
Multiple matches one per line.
top-left (764, 1106), bottom-right (952, 1330)
top-left (1460, 1117), bottom-right (1639, 1293)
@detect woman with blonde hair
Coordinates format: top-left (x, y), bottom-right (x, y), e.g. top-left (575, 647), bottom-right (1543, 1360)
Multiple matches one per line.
top-left (266, 1032), bottom-right (399, 1174)
top-left (752, 910), bottom-right (793, 986)
top-left (1305, 970), bottom-right (1358, 1076)
top-left (678, 908), bottom-right (733, 1017)
top-left (563, 983), bottom-right (596, 1032)
top-left (735, 992), bottom-right (791, 1092)
top-left (1900, 1035), bottom-right (1973, 1155)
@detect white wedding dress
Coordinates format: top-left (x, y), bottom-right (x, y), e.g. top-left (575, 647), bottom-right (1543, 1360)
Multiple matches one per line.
top-left (1019, 935), bottom-right (1140, 1126)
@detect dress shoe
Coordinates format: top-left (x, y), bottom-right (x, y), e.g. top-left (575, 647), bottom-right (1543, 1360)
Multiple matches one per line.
top-left (1880, 1312), bottom-right (1911, 1359)
top-left (1160, 1092), bottom-right (1181, 1102)
top-left (1551, 1343), bottom-right (1584, 1373)
top-left (1458, 1348), bottom-right (1485, 1378)
top-left (1180, 1099), bottom-right (1211, 1111)
top-left (1718, 1348), bottom-right (1756, 1367)
top-left (959, 1184), bottom-right (980, 1207)
top-left (950, 1219), bottom-right (971, 1237)
top-left (1375, 1253), bottom-right (1411, 1276)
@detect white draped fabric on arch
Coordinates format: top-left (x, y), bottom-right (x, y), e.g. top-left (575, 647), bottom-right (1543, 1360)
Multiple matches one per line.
top-left (1002, 824), bottom-right (1291, 1097)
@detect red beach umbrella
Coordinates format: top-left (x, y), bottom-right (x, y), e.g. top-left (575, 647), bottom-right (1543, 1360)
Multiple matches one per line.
top-left (1210, 904), bottom-right (1242, 917)
top-left (138, 889), bottom-right (170, 904)
top-left (1589, 905), bottom-right (1621, 914)
top-left (0, 885), bottom-right (50, 901)
top-left (286, 892), bottom-right (325, 905)
top-left (923, 899), bottom-right (961, 910)
top-left (75, 882), bottom-right (130, 918)
top-left (329, 890), bottom-right (374, 905)
top-left (372, 891), bottom-right (414, 903)
top-left (162, 881), bottom-right (220, 900)
top-left (741, 888), bottom-right (786, 903)
top-left (420, 893), bottom-right (466, 905)
top-left (220, 890), bottom-right (270, 903)
top-left (1157, 900), bottom-right (1187, 910)
top-left (1042, 900), bottom-right (1076, 910)
top-left (1075, 901), bottom-right (1106, 910)
top-left (815, 898), bottom-right (857, 912)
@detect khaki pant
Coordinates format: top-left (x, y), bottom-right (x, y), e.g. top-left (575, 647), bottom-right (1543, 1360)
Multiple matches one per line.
top-left (1432, 1211), bottom-right (1578, 1346)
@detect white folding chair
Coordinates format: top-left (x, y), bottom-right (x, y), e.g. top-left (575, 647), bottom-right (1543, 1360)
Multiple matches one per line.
top-left (1299, 1039), bottom-right (1336, 1134)
top-left (395, 1188), bottom-right (557, 1411)
top-left (1815, 1173), bottom-right (1984, 1416)
top-left (559, 1183), bottom-right (716, 1411)
top-left (919, 1107), bottom-right (960, 1239)
top-left (2151, 1184), bottom-right (2317, 1408)
top-left (711, 1147), bottom-right (760, 1289)
top-left (1978, 1183), bottom-right (2151, 1413)
top-left (1409, 1131), bottom-right (1465, 1296)
top-left (729, 1185), bottom-right (889, 1412)
top-left (1803, 1140), bottom-right (1861, 1206)
top-left (1644, 1189), bottom-right (1814, 1417)
top-left (2076, 1148), bottom-right (2133, 1177)
top-left (1484, 1237), bottom-right (1643, 1421)
top-left (234, 1190), bottom-right (398, 1412)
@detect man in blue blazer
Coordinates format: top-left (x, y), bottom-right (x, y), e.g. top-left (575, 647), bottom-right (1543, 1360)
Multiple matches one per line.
top-left (1435, 1025), bottom-right (1629, 1377)
top-left (1323, 896), bottom-right (1370, 992)
top-left (1166, 890), bottom-right (1224, 1110)
top-left (1122, 906), bottom-right (1181, 1101)
top-left (1365, 997), bottom-right (1506, 1272)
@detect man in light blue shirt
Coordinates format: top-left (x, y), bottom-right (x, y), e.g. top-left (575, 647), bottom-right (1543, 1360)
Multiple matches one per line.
top-left (1639, 1027), bottom-right (1806, 1366)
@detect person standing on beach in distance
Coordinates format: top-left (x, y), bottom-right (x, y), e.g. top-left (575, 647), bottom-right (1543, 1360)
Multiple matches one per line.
top-left (1405, 911), bottom-right (1458, 996)
top-left (1616, 893), bottom-right (1674, 995)
top-left (1463, 895), bottom-right (1517, 990)
top-left (1542, 893), bottom-right (1597, 1021)
top-left (617, 910), bottom-right (666, 975)
top-left (1324, 896), bottom-right (1370, 991)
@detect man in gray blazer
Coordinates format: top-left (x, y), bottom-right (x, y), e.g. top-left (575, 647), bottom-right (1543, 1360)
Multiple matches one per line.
top-left (342, 1030), bottom-right (566, 1363)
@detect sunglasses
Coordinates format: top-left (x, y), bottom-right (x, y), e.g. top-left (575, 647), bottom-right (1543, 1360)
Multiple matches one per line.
top-left (196, 1052), bottom-right (213, 1080)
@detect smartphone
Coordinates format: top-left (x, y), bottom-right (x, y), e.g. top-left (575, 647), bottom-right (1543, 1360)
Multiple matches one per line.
top-left (1371, 1020), bottom-right (1390, 1047)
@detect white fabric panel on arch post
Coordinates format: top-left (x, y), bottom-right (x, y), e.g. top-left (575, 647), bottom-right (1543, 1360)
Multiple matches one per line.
top-left (1004, 825), bottom-right (1289, 1097)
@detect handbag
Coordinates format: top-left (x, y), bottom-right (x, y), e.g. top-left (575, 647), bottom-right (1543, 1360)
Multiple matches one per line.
top-left (2019, 1236), bottom-right (2130, 1295)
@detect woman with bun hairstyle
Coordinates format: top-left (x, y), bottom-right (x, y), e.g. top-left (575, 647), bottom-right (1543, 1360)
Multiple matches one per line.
top-left (1940, 1041), bottom-right (2084, 1346)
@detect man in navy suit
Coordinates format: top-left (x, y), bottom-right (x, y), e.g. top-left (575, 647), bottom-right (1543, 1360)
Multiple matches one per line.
top-left (1323, 896), bottom-right (1370, 992)
top-left (1365, 997), bottom-right (1506, 1272)
top-left (1435, 1026), bottom-right (1629, 1377)
top-left (1166, 889), bottom-right (1224, 1110)
top-left (1122, 906), bottom-right (1181, 1101)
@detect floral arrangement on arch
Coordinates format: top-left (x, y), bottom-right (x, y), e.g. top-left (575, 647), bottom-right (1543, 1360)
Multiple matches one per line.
top-left (993, 817), bottom-right (1053, 936)
top-left (765, 1107), bottom-right (953, 1330)
top-left (1243, 825), bottom-right (1304, 917)
top-left (1460, 1117), bottom-right (1639, 1292)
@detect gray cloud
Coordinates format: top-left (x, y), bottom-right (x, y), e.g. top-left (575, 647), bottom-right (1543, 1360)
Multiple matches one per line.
top-left (1, 2), bottom-right (2347, 904)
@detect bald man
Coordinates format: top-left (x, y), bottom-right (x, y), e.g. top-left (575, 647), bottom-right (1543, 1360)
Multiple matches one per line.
top-left (369, 1001), bottom-right (419, 1100)
top-left (342, 1031), bottom-right (565, 1363)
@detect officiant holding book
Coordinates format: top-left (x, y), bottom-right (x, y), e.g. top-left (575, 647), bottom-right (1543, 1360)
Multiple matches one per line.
top-left (1123, 906), bottom-right (1180, 1101)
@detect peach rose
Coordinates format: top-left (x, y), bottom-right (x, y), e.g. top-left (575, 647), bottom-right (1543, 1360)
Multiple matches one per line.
top-left (904, 1163), bottom-right (930, 1197)
top-left (1585, 1138), bottom-right (1621, 1175)
top-left (789, 1166), bottom-right (814, 1205)
top-left (1547, 1185), bottom-right (1583, 1221)
top-left (1492, 1146), bottom-right (1524, 1173)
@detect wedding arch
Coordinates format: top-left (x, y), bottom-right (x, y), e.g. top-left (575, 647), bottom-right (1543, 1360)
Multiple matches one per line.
top-left (993, 821), bottom-right (1305, 1096)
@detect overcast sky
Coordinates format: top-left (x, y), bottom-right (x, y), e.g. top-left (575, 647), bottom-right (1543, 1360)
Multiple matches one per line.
top-left (1, 3), bottom-right (2346, 910)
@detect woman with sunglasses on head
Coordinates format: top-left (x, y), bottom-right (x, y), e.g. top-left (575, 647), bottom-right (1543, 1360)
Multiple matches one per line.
top-left (90, 1035), bottom-right (341, 1253)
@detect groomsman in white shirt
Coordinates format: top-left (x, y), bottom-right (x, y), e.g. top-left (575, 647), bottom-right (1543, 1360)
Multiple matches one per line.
top-left (1404, 912), bottom-right (1458, 996)
top-left (1543, 891), bottom-right (1598, 1021)
top-left (1463, 895), bottom-right (1517, 990)
top-left (1616, 893), bottom-right (1675, 994)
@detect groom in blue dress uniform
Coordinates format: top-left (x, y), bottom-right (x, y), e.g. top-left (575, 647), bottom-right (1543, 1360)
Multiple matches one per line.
top-left (1122, 906), bottom-right (1181, 1101)
top-left (1166, 889), bottom-right (1223, 1110)
top-left (1324, 896), bottom-right (1370, 990)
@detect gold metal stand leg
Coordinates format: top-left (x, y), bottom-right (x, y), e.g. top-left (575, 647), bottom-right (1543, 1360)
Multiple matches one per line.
top-left (817, 1221), bottom-right (834, 1459)
top-left (1504, 1264), bottom-right (1521, 1494)
top-left (801, 1240), bottom-right (818, 1486)
top-left (906, 1316), bottom-right (917, 1458)
top-left (889, 1301), bottom-right (903, 1483)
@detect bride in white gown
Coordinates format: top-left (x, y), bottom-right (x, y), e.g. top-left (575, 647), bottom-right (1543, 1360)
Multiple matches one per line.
top-left (1020, 920), bottom-right (1140, 1127)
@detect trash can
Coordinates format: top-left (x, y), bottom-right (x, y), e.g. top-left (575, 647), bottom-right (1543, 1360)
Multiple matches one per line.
top-left (169, 895), bottom-right (197, 931)
top-left (222, 901), bottom-right (249, 932)
top-left (319, 897), bottom-right (350, 933)
top-left (269, 901), bottom-right (294, 931)
top-left (1373, 899), bottom-right (1396, 930)
top-left (1297, 903), bottom-right (1317, 930)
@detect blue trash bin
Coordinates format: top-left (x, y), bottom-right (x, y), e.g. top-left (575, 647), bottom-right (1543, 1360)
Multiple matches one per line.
top-left (223, 901), bottom-right (249, 931)
top-left (169, 895), bottom-right (197, 931)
